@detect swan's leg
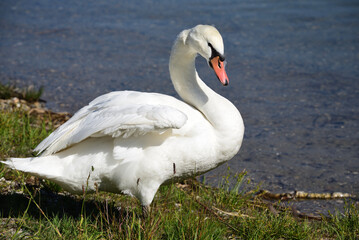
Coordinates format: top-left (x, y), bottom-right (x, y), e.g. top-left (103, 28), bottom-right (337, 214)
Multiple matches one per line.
top-left (142, 205), bottom-right (151, 218)
top-left (138, 181), bottom-right (160, 218)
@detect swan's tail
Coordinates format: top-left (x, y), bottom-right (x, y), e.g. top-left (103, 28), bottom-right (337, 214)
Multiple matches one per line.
top-left (2, 157), bottom-right (32, 171)
top-left (1, 157), bottom-right (60, 179)
top-left (1, 157), bottom-right (81, 193)
top-left (1, 156), bottom-right (97, 194)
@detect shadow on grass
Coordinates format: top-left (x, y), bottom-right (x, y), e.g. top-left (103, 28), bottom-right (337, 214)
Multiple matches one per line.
top-left (0, 188), bottom-right (132, 222)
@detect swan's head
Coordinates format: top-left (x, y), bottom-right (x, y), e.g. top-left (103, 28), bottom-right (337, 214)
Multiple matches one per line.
top-left (185, 25), bottom-right (229, 86)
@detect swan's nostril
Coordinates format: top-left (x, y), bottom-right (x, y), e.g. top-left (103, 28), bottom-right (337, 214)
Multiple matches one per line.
top-left (209, 60), bottom-right (213, 69)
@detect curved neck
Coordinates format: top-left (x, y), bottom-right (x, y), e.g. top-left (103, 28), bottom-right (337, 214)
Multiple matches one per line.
top-left (169, 41), bottom-right (208, 109)
top-left (169, 39), bottom-right (241, 132)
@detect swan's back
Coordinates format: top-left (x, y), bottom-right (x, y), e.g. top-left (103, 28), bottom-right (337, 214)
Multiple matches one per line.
top-left (35, 91), bottom-right (198, 156)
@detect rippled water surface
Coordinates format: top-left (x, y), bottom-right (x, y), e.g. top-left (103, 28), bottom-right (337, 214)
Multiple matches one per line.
top-left (1, 0), bottom-right (358, 213)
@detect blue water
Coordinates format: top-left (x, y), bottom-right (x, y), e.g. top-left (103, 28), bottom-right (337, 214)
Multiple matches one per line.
top-left (1, 0), bottom-right (358, 213)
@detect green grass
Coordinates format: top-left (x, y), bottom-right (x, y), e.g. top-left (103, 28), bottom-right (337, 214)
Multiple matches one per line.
top-left (0, 111), bottom-right (51, 159)
top-left (0, 108), bottom-right (358, 239)
top-left (0, 82), bottom-right (44, 102)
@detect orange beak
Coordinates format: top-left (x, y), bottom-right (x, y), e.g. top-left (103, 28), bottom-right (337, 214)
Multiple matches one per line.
top-left (210, 56), bottom-right (229, 86)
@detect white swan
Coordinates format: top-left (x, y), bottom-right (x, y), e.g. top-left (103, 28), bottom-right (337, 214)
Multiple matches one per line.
top-left (2, 25), bottom-right (244, 215)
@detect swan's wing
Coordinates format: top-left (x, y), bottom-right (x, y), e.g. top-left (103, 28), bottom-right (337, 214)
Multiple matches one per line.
top-left (35, 97), bottom-right (188, 156)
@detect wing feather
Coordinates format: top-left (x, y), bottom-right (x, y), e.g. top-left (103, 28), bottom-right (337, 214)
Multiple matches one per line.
top-left (35, 91), bottom-right (188, 156)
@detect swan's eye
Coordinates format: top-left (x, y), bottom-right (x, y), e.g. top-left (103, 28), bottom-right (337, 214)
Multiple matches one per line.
top-left (208, 42), bottom-right (225, 62)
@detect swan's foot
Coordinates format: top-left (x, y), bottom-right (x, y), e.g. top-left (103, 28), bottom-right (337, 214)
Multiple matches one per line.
top-left (142, 205), bottom-right (151, 218)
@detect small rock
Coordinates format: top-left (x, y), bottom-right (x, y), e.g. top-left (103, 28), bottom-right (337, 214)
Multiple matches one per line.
top-left (12, 97), bottom-right (20, 104)
top-left (33, 102), bottom-right (42, 108)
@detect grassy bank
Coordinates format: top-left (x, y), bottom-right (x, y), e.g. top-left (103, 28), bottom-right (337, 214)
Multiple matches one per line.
top-left (0, 96), bottom-right (358, 239)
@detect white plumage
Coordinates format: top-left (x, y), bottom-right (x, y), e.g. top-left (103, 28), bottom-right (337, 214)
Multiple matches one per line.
top-left (35, 91), bottom-right (188, 156)
top-left (2, 25), bottom-right (244, 213)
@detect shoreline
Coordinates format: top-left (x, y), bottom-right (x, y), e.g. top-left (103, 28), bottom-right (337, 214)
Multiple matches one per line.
top-left (0, 96), bottom-right (358, 238)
